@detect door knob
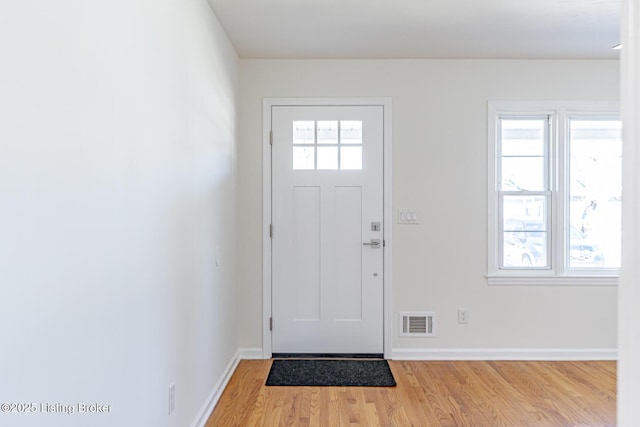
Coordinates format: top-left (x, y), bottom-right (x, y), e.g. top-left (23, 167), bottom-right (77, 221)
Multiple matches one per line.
top-left (363, 239), bottom-right (381, 248)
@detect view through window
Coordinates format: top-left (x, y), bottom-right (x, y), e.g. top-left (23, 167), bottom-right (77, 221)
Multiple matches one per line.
top-left (490, 102), bottom-right (621, 280)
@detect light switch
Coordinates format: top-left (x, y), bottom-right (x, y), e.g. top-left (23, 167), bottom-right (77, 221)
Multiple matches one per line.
top-left (398, 209), bottom-right (419, 224)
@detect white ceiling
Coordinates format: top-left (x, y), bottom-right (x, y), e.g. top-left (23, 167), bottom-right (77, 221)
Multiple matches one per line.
top-left (207, 0), bottom-right (621, 59)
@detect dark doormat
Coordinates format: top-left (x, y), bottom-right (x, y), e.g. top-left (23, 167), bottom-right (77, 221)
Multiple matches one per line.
top-left (265, 359), bottom-right (396, 387)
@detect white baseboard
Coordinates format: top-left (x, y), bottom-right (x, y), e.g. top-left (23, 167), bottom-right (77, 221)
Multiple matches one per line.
top-left (391, 348), bottom-right (617, 361)
top-left (239, 347), bottom-right (266, 359)
top-left (190, 350), bottom-right (242, 427)
top-left (189, 348), bottom-right (267, 427)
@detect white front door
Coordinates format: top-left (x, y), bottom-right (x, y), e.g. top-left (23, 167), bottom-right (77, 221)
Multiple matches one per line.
top-left (271, 105), bottom-right (384, 354)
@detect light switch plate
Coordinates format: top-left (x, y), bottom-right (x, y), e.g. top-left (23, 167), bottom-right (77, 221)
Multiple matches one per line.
top-left (398, 209), bottom-right (420, 224)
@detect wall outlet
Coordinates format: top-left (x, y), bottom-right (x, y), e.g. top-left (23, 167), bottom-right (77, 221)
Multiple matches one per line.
top-left (458, 308), bottom-right (469, 324)
top-left (169, 383), bottom-right (176, 415)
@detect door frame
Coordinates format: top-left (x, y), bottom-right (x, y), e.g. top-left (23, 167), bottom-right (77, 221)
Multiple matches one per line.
top-left (262, 97), bottom-right (393, 359)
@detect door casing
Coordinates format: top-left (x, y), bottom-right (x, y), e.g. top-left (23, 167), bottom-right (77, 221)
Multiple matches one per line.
top-left (262, 97), bottom-right (393, 359)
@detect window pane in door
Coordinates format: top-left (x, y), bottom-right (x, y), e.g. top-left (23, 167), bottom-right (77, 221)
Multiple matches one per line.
top-left (317, 121), bottom-right (338, 144)
top-left (569, 119), bottom-right (622, 269)
top-left (293, 121), bottom-right (315, 144)
top-left (340, 121), bottom-right (362, 144)
top-left (293, 146), bottom-right (315, 170)
top-left (317, 147), bottom-right (338, 170)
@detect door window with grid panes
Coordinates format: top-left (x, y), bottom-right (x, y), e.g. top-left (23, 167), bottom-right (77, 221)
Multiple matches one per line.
top-left (292, 120), bottom-right (363, 170)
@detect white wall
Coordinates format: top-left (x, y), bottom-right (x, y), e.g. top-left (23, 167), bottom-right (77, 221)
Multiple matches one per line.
top-left (238, 59), bottom-right (619, 356)
top-left (0, 1), bottom-right (237, 426)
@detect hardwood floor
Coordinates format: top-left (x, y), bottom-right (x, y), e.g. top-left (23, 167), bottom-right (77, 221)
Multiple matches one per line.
top-left (205, 359), bottom-right (616, 427)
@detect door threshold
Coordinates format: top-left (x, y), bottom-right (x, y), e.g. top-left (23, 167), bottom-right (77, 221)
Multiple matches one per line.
top-left (272, 353), bottom-right (384, 360)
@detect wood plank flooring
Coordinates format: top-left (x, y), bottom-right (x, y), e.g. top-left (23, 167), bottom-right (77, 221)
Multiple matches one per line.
top-left (205, 359), bottom-right (616, 427)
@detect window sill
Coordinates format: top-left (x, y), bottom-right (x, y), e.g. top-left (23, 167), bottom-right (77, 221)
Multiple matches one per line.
top-left (486, 275), bottom-right (618, 286)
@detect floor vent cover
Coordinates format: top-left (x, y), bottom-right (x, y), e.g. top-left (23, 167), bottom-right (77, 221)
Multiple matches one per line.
top-left (400, 312), bottom-right (436, 337)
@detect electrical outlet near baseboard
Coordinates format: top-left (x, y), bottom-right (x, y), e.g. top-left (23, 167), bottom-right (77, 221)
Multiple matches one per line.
top-left (458, 308), bottom-right (469, 324)
top-left (168, 383), bottom-right (175, 415)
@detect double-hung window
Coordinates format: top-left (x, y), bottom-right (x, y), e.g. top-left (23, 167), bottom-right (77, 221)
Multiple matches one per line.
top-left (488, 102), bottom-right (621, 285)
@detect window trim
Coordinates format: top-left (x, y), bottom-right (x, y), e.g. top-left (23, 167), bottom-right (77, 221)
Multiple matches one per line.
top-left (487, 101), bottom-right (620, 286)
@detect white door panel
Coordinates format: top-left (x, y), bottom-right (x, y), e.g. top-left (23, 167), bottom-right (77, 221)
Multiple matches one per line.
top-left (271, 105), bottom-right (384, 354)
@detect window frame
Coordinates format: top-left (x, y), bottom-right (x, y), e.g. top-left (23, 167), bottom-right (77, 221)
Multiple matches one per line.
top-left (292, 120), bottom-right (364, 171)
top-left (487, 101), bottom-right (620, 286)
